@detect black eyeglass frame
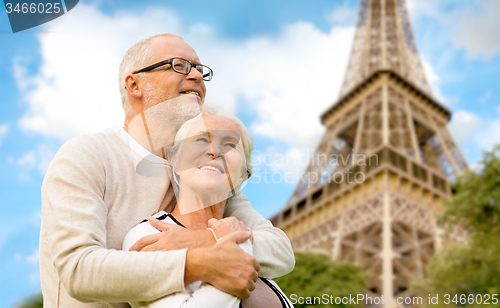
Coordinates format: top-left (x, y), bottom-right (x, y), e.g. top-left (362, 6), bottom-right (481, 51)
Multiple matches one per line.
top-left (131, 57), bottom-right (213, 81)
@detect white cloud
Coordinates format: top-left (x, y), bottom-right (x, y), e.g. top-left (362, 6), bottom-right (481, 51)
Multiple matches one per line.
top-left (421, 58), bottom-right (439, 85)
top-left (17, 151), bottom-right (36, 167)
top-left (408, 0), bottom-right (500, 60)
top-left (15, 4), bottom-right (191, 141)
top-left (477, 120), bottom-right (500, 150)
top-left (406, 0), bottom-right (445, 20)
top-left (253, 146), bottom-right (312, 179)
top-left (448, 110), bottom-right (482, 145)
top-left (450, 0), bottom-right (500, 60)
top-left (16, 3), bottom-right (354, 163)
top-left (12, 249), bottom-right (40, 285)
top-left (325, 4), bottom-right (357, 25)
top-left (448, 110), bottom-right (500, 156)
top-left (479, 89), bottom-right (493, 104)
top-left (16, 144), bottom-right (57, 179)
top-left (203, 23), bottom-right (354, 150)
top-left (0, 124), bottom-right (9, 146)
top-left (0, 216), bottom-right (27, 253)
top-left (14, 252), bottom-right (22, 262)
top-left (421, 58), bottom-right (456, 106)
top-left (26, 249), bottom-right (39, 265)
top-left (36, 143), bottom-right (57, 174)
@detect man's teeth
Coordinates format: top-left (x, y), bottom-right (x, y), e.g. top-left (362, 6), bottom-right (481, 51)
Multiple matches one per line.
top-left (199, 165), bottom-right (222, 173)
top-left (184, 91), bottom-right (199, 96)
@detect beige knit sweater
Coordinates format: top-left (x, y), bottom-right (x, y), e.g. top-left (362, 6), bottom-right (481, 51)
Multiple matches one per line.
top-left (39, 128), bottom-right (294, 308)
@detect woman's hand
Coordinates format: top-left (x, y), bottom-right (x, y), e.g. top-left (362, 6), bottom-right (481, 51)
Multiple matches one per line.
top-left (186, 231), bottom-right (259, 299)
top-left (128, 216), bottom-right (217, 251)
top-left (208, 217), bottom-right (253, 243)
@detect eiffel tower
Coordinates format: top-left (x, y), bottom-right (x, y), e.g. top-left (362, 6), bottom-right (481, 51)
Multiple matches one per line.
top-left (270, 0), bottom-right (467, 306)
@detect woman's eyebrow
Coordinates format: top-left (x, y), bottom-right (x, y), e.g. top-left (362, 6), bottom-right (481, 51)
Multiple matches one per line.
top-left (190, 131), bottom-right (208, 138)
top-left (221, 135), bottom-right (240, 143)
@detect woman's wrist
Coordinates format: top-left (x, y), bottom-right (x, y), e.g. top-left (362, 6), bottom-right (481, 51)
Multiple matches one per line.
top-left (207, 227), bottom-right (219, 242)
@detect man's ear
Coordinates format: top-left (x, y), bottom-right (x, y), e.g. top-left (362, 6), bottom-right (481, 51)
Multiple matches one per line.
top-left (125, 74), bottom-right (143, 100)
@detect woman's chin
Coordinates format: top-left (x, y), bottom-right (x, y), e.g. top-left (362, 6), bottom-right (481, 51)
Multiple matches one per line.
top-left (182, 182), bottom-right (231, 197)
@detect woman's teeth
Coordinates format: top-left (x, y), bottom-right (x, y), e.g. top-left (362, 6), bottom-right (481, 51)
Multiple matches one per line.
top-left (199, 165), bottom-right (222, 173)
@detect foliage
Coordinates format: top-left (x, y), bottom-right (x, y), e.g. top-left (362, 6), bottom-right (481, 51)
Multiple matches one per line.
top-left (274, 251), bottom-right (369, 308)
top-left (440, 145), bottom-right (500, 236)
top-left (413, 146), bottom-right (500, 308)
top-left (16, 293), bottom-right (43, 308)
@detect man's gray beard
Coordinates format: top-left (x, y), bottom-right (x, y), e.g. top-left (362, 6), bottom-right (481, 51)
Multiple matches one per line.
top-left (142, 86), bottom-right (202, 150)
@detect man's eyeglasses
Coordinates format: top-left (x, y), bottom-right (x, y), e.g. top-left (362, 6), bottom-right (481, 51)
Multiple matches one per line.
top-left (132, 57), bottom-right (213, 81)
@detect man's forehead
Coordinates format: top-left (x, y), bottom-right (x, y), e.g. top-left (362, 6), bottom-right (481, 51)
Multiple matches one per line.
top-left (149, 36), bottom-right (200, 62)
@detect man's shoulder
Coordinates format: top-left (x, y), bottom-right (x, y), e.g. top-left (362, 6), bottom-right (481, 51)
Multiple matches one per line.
top-left (59, 128), bottom-right (122, 155)
top-left (47, 128), bottom-right (125, 172)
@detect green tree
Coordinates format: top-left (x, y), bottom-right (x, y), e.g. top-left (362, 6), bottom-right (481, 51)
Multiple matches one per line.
top-left (274, 251), bottom-right (369, 308)
top-left (16, 293), bottom-right (43, 308)
top-left (413, 146), bottom-right (500, 308)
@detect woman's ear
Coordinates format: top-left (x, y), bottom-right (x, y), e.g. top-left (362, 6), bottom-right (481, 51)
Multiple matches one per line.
top-left (240, 167), bottom-right (250, 180)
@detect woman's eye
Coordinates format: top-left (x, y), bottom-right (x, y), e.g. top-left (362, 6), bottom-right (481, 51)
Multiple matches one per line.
top-left (196, 137), bottom-right (209, 143)
top-left (224, 143), bottom-right (237, 148)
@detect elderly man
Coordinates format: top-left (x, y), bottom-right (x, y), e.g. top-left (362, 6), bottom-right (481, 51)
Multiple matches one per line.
top-left (39, 33), bottom-right (294, 307)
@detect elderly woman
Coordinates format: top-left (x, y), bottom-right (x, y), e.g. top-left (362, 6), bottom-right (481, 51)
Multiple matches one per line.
top-left (122, 106), bottom-right (293, 308)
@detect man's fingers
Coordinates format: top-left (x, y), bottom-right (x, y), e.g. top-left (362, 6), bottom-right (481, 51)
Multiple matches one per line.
top-left (207, 218), bottom-right (221, 229)
top-left (128, 233), bottom-right (161, 251)
top-left (223, 230), bottom-right (251, 245)
top-left (247, 279), bottom-right (256, 292)
top-left (148, 216), bottom-right (174, 232)
top-left (253, 258), bottom-right (261, 273)
top-left (246, 227), bottom-right (254, 244)
top-left (140, 243), bottom-right (161, 252)
top-left (239, 289), bottom-right (251, 300)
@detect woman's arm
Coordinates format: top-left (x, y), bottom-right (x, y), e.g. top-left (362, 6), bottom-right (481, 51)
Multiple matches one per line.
top-left (224, 193), bottom-right (295, 279)
top-left (124, 220), bottom-right (252, 308)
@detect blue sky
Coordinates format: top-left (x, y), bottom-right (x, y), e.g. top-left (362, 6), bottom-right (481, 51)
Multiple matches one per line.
top-left (1, 0), bottom-right (500, 306)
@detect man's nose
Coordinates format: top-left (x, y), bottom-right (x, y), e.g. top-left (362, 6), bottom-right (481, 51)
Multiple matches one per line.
top-left (187, 67), bottom-right (203, 82)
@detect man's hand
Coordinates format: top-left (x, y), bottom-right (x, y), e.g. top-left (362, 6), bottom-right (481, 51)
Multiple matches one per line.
top-left (208, 217), bottom-right (253, 243)
top-left (186, 231), bottom-right (260, 299)
top-left (129, 216), bottom-right (216, 251)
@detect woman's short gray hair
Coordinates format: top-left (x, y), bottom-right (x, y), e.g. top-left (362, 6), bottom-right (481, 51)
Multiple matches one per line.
top-left (118, 33), bottom-right (184, 115)
top-left (169, 105), bottom-right (254, 194)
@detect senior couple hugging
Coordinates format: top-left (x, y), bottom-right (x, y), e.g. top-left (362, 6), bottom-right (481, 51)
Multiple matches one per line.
top-left (39, 33), bottom-right (295, 308)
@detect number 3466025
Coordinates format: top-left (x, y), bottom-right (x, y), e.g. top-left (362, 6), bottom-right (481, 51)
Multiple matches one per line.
top-left (6, 3), bottom-right (62, 14)
top-left (444, 294), bottom-right (498, 305)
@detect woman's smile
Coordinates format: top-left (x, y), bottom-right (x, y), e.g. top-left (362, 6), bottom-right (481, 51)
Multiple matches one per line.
top-left (197, 161), bottom-right (224, 174)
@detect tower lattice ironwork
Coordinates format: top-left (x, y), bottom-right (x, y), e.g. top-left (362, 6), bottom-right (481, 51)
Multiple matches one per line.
top-left (271, 0), bottom-right (467, 306)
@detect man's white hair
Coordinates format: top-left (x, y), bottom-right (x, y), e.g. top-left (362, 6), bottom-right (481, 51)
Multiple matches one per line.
top-left (118, 33), bottom-right (184, 115)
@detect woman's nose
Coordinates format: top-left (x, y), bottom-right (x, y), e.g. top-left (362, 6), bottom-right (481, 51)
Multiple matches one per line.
top-left (207, 144), bottom-right (222, 158)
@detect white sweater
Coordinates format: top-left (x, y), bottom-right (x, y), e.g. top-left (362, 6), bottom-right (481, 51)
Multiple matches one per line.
top-left (39, 128), bottom-right (294, 308)
top-left (122, 211), bottom-right (252, 308)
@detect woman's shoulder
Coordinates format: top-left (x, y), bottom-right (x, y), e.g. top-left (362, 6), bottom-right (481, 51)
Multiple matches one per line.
top-left (122, 211), bottom-right (178, 251)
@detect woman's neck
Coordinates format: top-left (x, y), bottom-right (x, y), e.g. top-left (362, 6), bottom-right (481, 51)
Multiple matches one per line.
top-left (170, 186), bottom-right (227, 229)
top-left (171, 202), bottom-right (226, 229)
